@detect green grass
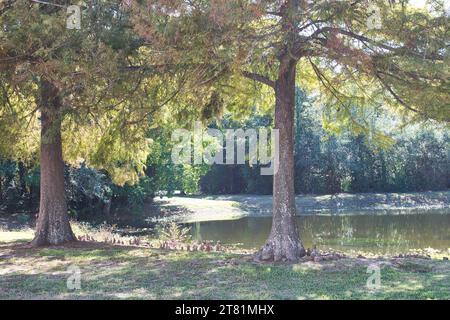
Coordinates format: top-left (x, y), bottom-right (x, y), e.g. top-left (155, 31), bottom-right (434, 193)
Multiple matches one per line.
top-left (1, 231), bottom-right (449, 300)
top-left (0, 229), bottom-right (34, 243)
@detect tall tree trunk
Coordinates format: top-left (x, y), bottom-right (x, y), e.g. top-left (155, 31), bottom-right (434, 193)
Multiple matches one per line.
top-left (31, 81), bottom-right (75, 247)
top-left (256, 58), bottom-right (305, 262)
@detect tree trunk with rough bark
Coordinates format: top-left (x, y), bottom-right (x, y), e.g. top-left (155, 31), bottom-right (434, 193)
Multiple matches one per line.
top-left (31, 81), bottom-right (75, 247)
top-left (256, 58), bottom-right (305, 262)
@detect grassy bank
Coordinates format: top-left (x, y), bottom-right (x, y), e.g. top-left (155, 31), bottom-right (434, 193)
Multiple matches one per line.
top-left (1, 230), bottom-right (449, 300)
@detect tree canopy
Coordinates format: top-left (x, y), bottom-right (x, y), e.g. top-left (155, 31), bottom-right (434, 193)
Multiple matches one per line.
top-left (0, 0), bottom-right (186, 184)
top-left (131, 0), bottom-right (449, 124)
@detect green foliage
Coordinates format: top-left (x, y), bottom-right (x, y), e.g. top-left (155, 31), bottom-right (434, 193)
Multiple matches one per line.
top-left (66, 163), bottom-right (113, 216)
top-left (16, 213), bottom-right (30, 225)
top-left (200, 89), bottom-right (449, 195)
top-left (132, 0), bottom-right (449, 128)
top-left (0, 159), bottom-right (16, 184)
top-left (199, 110), bottom-right (274, 194)
top-left (1, 0), bottom-right (448, 220)
top-left (1, 87), bottom-right (446, 218)
top-left (111, 179), bottom-right (153, 212)
top-left (0, 159), bottom-right (114, 216)
top-left (145, 126), bottom-right (209, 196)
top-left (154, 222), bottom-right (192, 243)
top-left (102, 126), bottom-right (211, 212)
top-left (0, 0), bottom-right (178, 185)
top-left (0, 122), bottom-right (213, 216)
top-left (0, 159), bottom-right (23, 210)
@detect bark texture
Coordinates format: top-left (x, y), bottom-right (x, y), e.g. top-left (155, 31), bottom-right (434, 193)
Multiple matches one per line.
top-left (31, 81), bottom-right (75, 246)
top-left (256, 58), bottom-right (305, 262)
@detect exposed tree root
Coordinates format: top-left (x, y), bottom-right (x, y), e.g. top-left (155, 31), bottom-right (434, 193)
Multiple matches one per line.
top-left (255, 234), bottom-right (306, 262)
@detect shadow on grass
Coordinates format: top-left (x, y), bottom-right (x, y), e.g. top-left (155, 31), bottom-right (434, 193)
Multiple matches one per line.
top-left (0, 241), bottom-right (449, 300)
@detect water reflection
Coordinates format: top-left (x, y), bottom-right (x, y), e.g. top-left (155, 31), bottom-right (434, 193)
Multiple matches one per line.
top-left (188, 213), bottom-right (450, 253)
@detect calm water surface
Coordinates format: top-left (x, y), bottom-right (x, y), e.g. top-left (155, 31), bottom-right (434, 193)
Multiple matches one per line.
top-left (188, 213), bottom-right (450, 253)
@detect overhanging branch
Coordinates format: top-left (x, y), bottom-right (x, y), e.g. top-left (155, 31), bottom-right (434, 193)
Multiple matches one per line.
top-left (242, 71), bottom-right (275, 89)
top-left (307, 27), bottom-right (445, 61)
top-left (374, 71), bottom-right (426, 117)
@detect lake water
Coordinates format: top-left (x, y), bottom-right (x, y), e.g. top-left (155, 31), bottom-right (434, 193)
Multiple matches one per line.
top-left (187, 213), bottom-right (450, 254)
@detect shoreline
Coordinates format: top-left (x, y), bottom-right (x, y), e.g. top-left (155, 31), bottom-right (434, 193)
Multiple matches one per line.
top-left (152, 190), bottom-right (450, 223)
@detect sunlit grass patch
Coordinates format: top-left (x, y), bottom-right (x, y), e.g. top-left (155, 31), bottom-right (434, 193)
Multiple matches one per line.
top-left (0, 231), bottom-right (449, 300)
top-left (0, 229), bottom-right (33, 244)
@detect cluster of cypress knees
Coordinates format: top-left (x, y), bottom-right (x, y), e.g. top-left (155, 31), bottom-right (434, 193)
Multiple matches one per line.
top-left (76, 234), bottom-right (224, 252)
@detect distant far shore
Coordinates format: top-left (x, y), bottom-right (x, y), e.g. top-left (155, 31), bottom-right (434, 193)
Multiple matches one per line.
top-left (152, 191), bottom-right (450, 223)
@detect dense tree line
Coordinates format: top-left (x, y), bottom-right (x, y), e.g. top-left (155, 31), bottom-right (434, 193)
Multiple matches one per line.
top-left (1, 89), bottom-right (448, 219)
top-left (200, 90), bottom-right (449, 195)
top-left (0, 126), bottom-right (208, 217)
top-left (200, 122), bottom-right (449, 195)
